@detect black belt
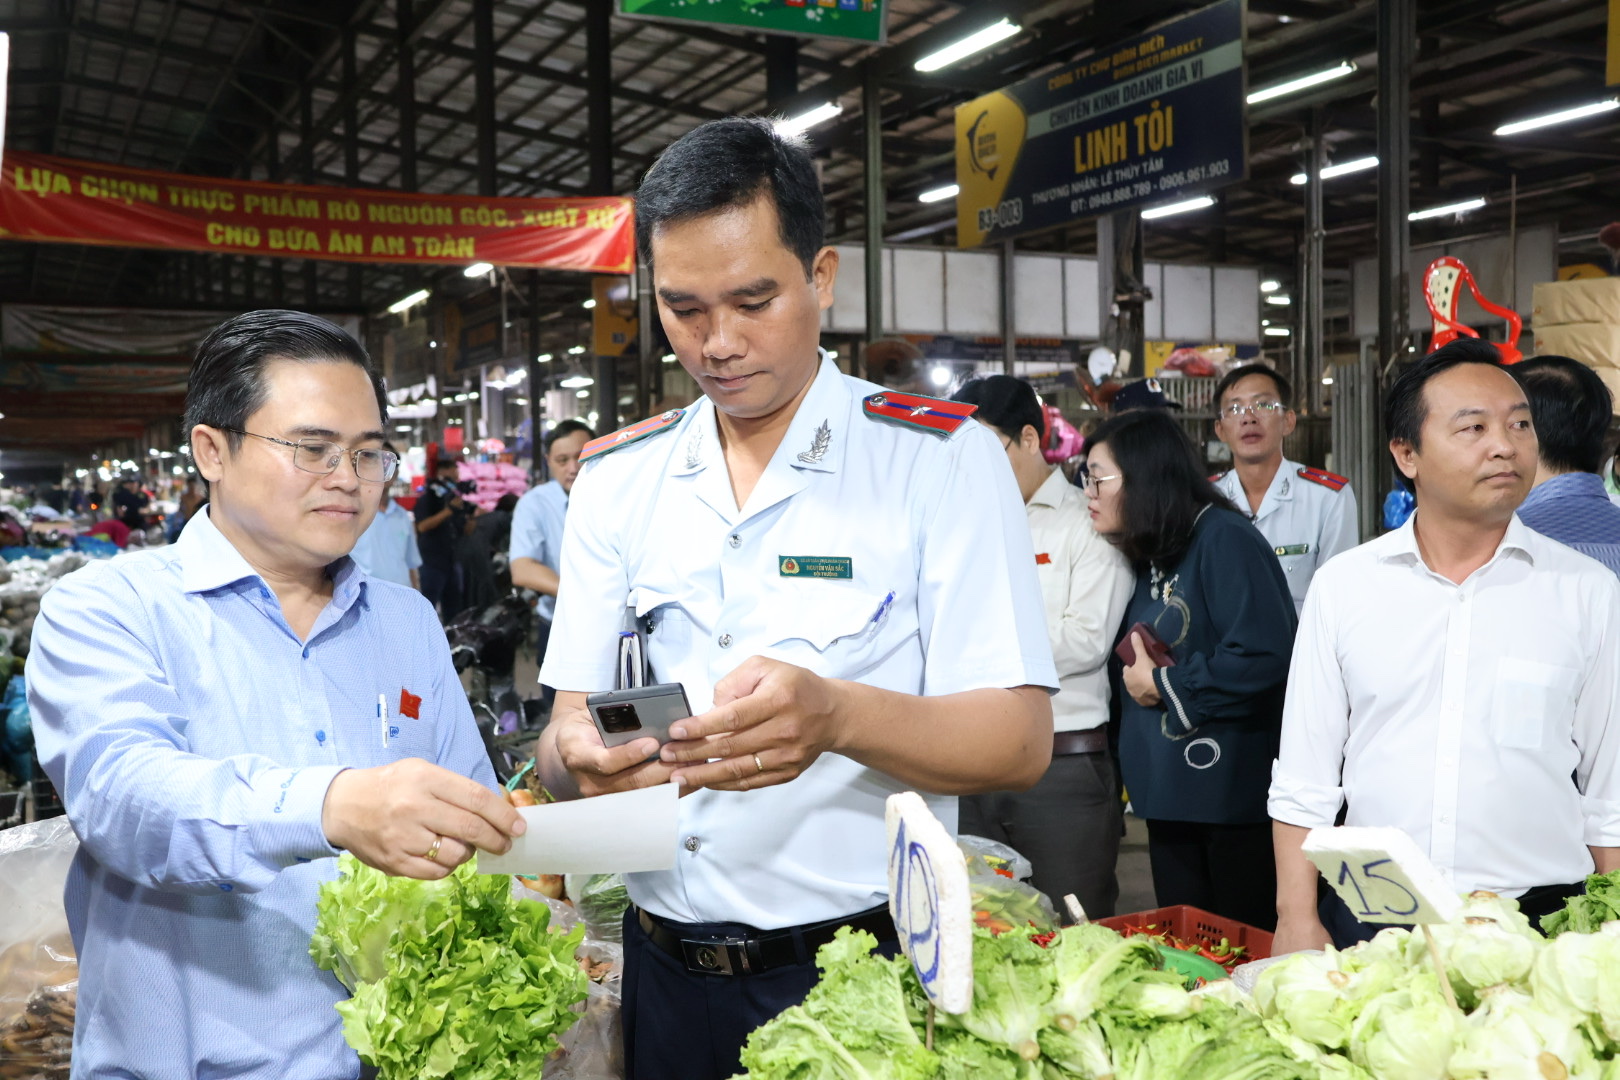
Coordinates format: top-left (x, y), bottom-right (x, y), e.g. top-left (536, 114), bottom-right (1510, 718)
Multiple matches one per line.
top-left (635, 904), bottom-right (895, 976)
top-left (1053, 728), bottom-right (1108, 755)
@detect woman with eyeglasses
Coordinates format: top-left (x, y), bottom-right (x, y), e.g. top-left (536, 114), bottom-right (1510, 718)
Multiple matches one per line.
top-left (1083, 408), bottom-right (1297, 931)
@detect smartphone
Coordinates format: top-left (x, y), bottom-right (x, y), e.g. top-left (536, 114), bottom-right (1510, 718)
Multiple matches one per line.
top-left (586, 683), bottom-right (692, 749)
top-left (1114, 622), bottom-right (1176, 668)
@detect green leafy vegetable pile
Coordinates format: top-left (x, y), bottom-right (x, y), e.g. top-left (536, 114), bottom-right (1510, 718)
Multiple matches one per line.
top-left (736, 922), bottom-right (1312, 1080)
top-left (1542, 869), bottom-right (1620, 938)
top-left (738, 883), bottom-right (1620, 1080)
top-left (310, 853), bottom-right (587, 1080)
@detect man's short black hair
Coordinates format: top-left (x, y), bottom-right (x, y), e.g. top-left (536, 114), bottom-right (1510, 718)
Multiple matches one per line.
top-left (1512, 355), bottom-right (1614, 475)
top-left (635, 117), bottom-right (825, 278)
top-left (1214, 363), bottom-right (1292, 409)
top-left (183, 310), bottom-right (385, 456)
top-left (434, 457), bottom-right (459, 473)
top-left (1384, 336), bottom-right (1511, 491)
top-left (952, 376), bottom-right (1044, 444)
top-left (545, 418), bottom-right (597, 453)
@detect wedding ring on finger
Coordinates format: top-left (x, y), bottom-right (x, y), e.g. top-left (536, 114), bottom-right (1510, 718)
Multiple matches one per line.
top-left (422, 835), bottom-right (444, 863)
top-left (752, 753), bottom-right (765, 775)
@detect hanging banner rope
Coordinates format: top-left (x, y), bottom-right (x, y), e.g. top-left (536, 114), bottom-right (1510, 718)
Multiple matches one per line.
top-left (0, 151), bottom-right (635, 273)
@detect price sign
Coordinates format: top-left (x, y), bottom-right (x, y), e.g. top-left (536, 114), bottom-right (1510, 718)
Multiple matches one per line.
top-left (885, 792), bottom-right (972, 1015)
top-left (1303, 826), bottom-right (1463, 926)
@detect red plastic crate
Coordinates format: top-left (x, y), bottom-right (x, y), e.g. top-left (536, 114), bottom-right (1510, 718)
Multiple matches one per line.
top-left (1095, 904), bottom-right (1273, 961)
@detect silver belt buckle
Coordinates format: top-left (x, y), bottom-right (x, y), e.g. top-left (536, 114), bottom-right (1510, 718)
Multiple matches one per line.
top-left (680, 936), bottom-right (751, 975)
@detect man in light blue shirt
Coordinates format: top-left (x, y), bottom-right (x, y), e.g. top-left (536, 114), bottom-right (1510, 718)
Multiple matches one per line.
top-left (1512, 354), bottom-right (1620, 576)
top-left (27, 310), bottom-right (525, 1080)
top-left (509, 418), bottom-right (594, 623)
top-left (348, 444), bottom-right (423, 589)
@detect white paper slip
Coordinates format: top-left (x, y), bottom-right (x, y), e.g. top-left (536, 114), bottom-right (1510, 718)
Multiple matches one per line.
top-left (476, 783), bottom-right (680, 876)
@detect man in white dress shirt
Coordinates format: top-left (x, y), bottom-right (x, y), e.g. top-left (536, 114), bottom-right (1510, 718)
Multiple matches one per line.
top-left (1269, 338), bottom-right (1620, 953)
top-left (534, 118), bottom-right (1057, 1080)
top-left (1211, 364), bottom-right (1359, 615)
top-left (953, 374), bottom-right (1134, 917)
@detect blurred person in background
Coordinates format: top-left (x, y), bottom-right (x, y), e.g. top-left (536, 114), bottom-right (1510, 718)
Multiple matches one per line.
top-left (953, 375), bottom-right (1134, 917)
top-left (1510, 354), bottom-right (1620, 576)
top-left (415, 457), bottom-right (471, 619)
top-left (510, 419), bottom-right (596, 700)
top-left (1211, 364), bottom-right (1358, 614)
top-left (460, 492), bottom-right (520, 611)
top-left (1087, 408), bottom-right (1296, 931)
top-left (349, 442), bottom-right (422, 590)
top-left (112, 475), bottom-right (150, 531)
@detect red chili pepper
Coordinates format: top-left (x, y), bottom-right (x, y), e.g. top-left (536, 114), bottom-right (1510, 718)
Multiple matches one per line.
top-left (1030, 930), bottom-right (1058, 948)
top-left (993, 867), bottom-right (1015, 879)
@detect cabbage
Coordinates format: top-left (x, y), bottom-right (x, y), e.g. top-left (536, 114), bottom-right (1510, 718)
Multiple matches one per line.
top-left (1428, 892), bottom-right (1543, 1007)
top-left (1531, 928), bottom-right (1620, 1051)
top-left (1346, 974), bottom-right (1458, 1080)
top-left (1448, 985), bottom-right (1598, 1080)
top-left (1253, 949), bottom-right (1396, 1051)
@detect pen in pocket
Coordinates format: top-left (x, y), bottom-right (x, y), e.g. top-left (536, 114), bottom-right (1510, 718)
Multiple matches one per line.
top-left (378, 693), bottom-right (388, 748)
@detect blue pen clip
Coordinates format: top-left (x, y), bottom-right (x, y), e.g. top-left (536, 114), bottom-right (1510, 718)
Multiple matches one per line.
top-left (870, 591), bottom-right (896, 626)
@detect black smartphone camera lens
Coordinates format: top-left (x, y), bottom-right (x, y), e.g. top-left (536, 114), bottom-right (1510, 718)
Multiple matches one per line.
top-left (598, 704), bottom-right (642, 734)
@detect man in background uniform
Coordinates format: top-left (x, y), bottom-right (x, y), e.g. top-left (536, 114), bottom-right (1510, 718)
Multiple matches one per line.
top-left (1211, 364), bottom-right (1359, 614)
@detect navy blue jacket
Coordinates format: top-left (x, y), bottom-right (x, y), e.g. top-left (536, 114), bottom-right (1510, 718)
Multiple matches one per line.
top-left (1110, 506), bottom-right (1297, 824)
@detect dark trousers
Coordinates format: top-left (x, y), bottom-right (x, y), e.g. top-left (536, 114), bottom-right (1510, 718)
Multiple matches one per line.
top-left (1319, 879), bottom-right (1586, 949)
top-left (959, 750), bottom-right (1123, 918)
top-left (621, 908), bottom-right (897, 1080)
top-left (1144, 818), bottom-right (1278, 932)
top-left (419, 560), bottom-right (461, 622)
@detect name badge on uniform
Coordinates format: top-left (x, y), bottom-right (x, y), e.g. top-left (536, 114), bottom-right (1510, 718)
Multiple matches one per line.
top-left (1274, 544), bottom-right (1310, 557)
top-left (779, 556), bottom-right (853, 579)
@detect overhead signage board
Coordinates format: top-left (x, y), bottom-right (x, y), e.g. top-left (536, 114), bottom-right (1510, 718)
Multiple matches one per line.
top-left (619, 0), bottom-right (885, 44)
top-left (955, 0), bottom-right (1247, 247)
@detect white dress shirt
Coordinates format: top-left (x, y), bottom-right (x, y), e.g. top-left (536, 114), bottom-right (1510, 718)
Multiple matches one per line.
top-left (1213, 458), bottom-right (1359, 615)
top-left (1269, 513), bottom-right (1620, 896)
top-left (1026, 468), bottom-right (1133, 732)
top-left (541, 354), bottom-right (1057, 928)
top-left (508, 480), bottom-right (569, 620)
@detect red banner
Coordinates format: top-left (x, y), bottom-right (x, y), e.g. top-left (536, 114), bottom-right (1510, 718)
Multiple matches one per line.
top-left (0, 151), bottom-right (635, 274)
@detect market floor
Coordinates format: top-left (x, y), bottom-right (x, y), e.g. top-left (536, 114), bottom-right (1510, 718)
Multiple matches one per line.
top-left (515, 645), bottom-right (1160, 920)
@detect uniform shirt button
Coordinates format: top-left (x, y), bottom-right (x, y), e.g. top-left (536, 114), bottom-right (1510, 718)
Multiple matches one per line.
top-left (684, 836), bottom-right (701, 853)
top-left (718, 634), bottom-right (732, 648)
top-left (728, 534), bottom-right (741, 548)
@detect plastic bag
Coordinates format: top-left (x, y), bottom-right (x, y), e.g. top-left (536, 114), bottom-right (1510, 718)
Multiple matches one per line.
top-left (565, 874), bottom-right (629, 945)
top-left (544, 941), bottom-right (623, 1080)
top-left (0, 818), bottom-right (80, 1079)
top-left (958, 834), bottom-right (1058, 933)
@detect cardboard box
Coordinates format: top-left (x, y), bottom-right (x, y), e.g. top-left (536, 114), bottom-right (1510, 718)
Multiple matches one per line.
top-left (1532, 277), bottom-right (1620, 326)
top-left (1530, 322), bottom-right (1620, 369)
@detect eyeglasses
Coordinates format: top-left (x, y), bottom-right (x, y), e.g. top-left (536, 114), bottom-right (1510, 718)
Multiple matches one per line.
top-left (1220, 401), bottom-right (1288, 420)
top-left (226, 429), bottom-right (399, 483)
top-left (1078, 469), bottom-right (1120, 495)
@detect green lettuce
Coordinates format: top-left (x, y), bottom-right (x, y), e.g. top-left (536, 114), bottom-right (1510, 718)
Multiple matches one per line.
top-left (1448, 985), bottom-right (1598, 1080)
top-left (1542, 871), bottom-right (1620, 937)
top-left (310, 853), bottom-right (587, 1080)
top-left (1346, 974), bottom-right (1458, 1080)
top-left (738, 928), bottom-right (938, 1080)
top-left (1427, 892), bottom-right (1542, 1008)
top-left (940, 927), bottom-right (1055, 1061)
top-left (1530, 927), bottom-right (1620, 1052)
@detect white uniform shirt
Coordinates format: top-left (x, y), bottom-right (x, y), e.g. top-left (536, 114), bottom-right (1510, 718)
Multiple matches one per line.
top-left (1213, 458), bottom-right (1358, 615)
top-left (541, 355), bottom-right (1057, 928)
top-left (347, 499), bottom-right (422, 588)
top-left (1025, 468), bottom-right (1133, 732)
top-left (1268, 514), bottom-right (1620, 896)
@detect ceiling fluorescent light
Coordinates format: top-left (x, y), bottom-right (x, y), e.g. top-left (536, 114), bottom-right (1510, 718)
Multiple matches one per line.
top-left (915, 19), bottom-right (1021, 73)
top-left (1289, 155), bottom-right (1378, 184)
top-left (1260, 279), bottom-right (1281, 292)
top-left (1408, 197), bottom-right (1486, 221)
top-left (774, 102), bottom-right (843, 137)
top-left (387, 289), bottom-right (430, 314)
top-left (560, 374), bottom-right (595, 389)
top-left (1264, 326), bottom-right (1293, 336)
top-left (1494, 98), bottom-right (1619, 136)
top-left (463, 262), bottom-right (493, 277)
top-left (1140, 195), bottom-right (1215, 220)
top-left (1247, 61), bottom-right (1356, 105)
top-left (919, 183), bottom-right (960, 203)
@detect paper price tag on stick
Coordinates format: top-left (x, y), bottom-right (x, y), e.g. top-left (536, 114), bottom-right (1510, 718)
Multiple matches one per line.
top-left (1304, 825), bottom-right (1463, 1010)
top-left (1303, 826), bottom-right (1462, 926)
top-left (885, 792), bottom-right (973, 1017)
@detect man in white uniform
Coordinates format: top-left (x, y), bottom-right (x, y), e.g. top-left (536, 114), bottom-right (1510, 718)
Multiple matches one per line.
top-left (1211, 364), bottom-right (1359, 614)
top-left (347, 442), bottom-right (422, 590)
top-left (1269, 340), bottom-right (1620, 953)
top-left (952, 374), bottom-right (1133, 917)
top-left (535, 118), bottom-right (1057, 1080)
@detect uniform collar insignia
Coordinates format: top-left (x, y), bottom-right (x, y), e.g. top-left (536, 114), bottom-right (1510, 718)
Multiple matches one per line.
top-left (797, 420), bottom-right (831, 465)
top-left (685, 425), bottom-right (704, 470)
